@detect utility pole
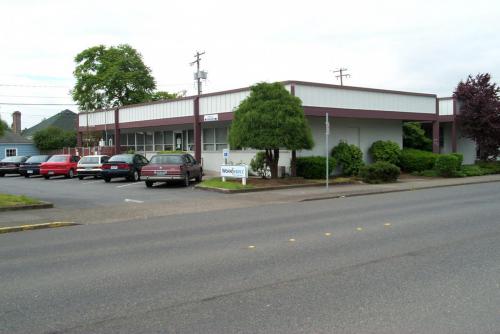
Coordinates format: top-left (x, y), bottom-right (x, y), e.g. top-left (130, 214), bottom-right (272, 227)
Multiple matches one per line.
top-left (190, 51), bottom-right (207, 95)
top-left (333, 68), bottom-right (350, 86)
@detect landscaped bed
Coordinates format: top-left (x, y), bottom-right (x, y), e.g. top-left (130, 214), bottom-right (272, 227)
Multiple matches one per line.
top-left (198, 176), bottom-right (357, 191)
top-left (0, 194), bottom-right (42, 208)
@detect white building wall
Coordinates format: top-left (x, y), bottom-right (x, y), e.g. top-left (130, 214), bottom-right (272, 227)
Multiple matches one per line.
top-left (457, 128), bottom-right (477, 165)
top-left (201, 150), bottom-right (292, 175)
top-left (295, 84), bottom-right (436, 114)
top-left (79, 110), bottom-right (115, 127)
top-left (120, 99), bottom-right (194, 123)
top-left (298, 117), bottom-right (403, 163)
top-left (199, 90), bottom-right (250, 115)
top-left (439, 99), bottom-right (454, 116)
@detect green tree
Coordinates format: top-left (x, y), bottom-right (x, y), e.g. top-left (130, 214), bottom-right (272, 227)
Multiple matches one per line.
top-left (33, 126), bottom-right (77, 151)
top-left (72, 44), bottom-right (156, 111)
top-left (403, 122), bottom-right (432, 151)
top-left (149, 91), bottom-right (180, 101)
top-left (229, 82), bottom-right (314, 178)
top-left (0, 118), bottom-right (8, 137)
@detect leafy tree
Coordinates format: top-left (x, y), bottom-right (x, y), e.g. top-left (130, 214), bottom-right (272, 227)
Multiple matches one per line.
top-left (72, 44), bottom-right (156, 111)
top-left (229, 82), bottom-right (314, 178)
top-left (403, 122), bottom-right (432, 151)
top-left (33, 126), bottom-right (77, 151)
top-left (149, 91), bottom-right (180, 101)
top-left (454, 73), bottom-right (500, 161)
top-left (0, 118), bottom-right (8, 137)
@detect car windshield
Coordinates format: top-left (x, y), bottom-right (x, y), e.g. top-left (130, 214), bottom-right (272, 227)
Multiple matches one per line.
top-left (1, 156), bottom-right (25, 163)
top-left (25, 155), bottom-right (50, 163)
top-left (47, 155), bottom-right (68, 162)
top-left (79, 156), bottom-right (100, 164)
top-left (150, 155), bottom-right (184, 164)
top-left (109, 155), bottom-right (133, 163)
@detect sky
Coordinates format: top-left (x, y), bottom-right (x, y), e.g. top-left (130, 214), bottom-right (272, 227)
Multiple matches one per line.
top-left (0, 0), bottom-right (499, 129)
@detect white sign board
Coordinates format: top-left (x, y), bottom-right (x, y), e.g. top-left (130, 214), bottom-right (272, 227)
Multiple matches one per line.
top-left (204, 114), bottom-right (219, 122)
top-left (221, 165), bottom-right (248, 178)
top-left (223, 148), bottom-right (229, 159)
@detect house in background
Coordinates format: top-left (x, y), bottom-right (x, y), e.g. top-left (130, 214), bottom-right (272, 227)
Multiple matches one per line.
top-left (22, 109), bottom-right (77, 139)
top-left (0, 111), bottom-right (39, 159)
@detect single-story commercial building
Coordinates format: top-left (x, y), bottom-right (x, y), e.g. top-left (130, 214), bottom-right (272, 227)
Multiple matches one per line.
top-left (77, 80), bottom-right (476, 173)
top-left (0, 111), bottom-right (39, 160)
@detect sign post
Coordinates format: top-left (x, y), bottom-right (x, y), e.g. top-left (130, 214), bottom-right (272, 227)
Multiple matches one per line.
top-left (222, 149), bottom-right (230, 182)
top-left (220, 165), bottom-right (248, 185)
top-left (325, 113), bottom-right (330, 190)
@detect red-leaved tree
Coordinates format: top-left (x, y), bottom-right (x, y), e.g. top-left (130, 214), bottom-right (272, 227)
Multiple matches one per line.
top-left (454, 73), bottom-right (500, 161)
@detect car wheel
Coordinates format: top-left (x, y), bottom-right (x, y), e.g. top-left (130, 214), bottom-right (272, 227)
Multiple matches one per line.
top-left (104, 177), bottom-right (111, 183)
top-left (44, 175), bottom-right (50, 180)
top-left (145, 181), bottom-right (153, 188)
top-left (78, 176), bottom-right (84, 180)
top-left (66, 169), bottom-right (74, 179)
top-left (24, 175), bottom-right (30, 178)
top-left (196, 171), bottom-right (203, 182)
top-left (0, 173), bottom-right (4, 177)
top-left (133, 170), bottom-right (140, 182)
top-left (184, 173), bottom-right (190, 187)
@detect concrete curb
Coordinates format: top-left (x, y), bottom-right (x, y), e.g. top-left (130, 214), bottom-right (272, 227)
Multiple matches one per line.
top-left (300, 178), bottom-right (500, 202)
top-left (195, 181), bottom-right (356, 194)
top-left (0, 222), bottom-right (80, 234)
top-left (0, 201), bottom-right (54, 212)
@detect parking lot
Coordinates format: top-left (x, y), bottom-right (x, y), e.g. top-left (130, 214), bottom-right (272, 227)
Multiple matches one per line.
top-left (0, 174), bottom-right (221, 209)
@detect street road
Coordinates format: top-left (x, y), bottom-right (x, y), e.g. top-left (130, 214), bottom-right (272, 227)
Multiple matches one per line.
top-left (1, 182), bottom-right (500, 333)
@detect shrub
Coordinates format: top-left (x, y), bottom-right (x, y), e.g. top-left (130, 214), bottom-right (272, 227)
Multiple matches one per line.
top-left (369, 140), bottom-right (401, 164)
top-left (331, 141), bottom-right (364, 176)
top-left (250, 151), bottom-right (270, 178)
top-left (399, 149), bottom-right (438, 172)
top-left (296, 156), bottom-right (337, 179)
top-left (403, 122), bottom-right (432, 151)
top-left (434, 154), bottom-right (460, 177)
top-left (359, 161), bottom-right (400, 184)
top-left (450, 153), bottom-right (463, 169)
top-left (460, 165), bottom-right (486, 177)
top-left (476, 161), bottom-right (500, 174)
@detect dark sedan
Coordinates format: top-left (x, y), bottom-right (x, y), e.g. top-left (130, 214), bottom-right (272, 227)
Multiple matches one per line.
top-left (19, 155), bottom-right (52, 177)
top-left (0, 156), bottom-right (29, 176)
top-left (141, 153), bottom-right (203, 187)
top-left (101, 154), bottom-right (149, 183)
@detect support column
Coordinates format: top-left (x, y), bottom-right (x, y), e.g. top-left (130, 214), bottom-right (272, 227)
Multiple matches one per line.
top-left (290, 83), bottom-right (297, 177)
top-left (193, 97), bottom-right (202, 162)
top-left (432, 121), bottom-right (440, 154)
top-left (451, 97), bottom-right (457, 153)
top-left (114, 108), bottom-right (120, 154)
top-left (76, 114), bottom-right (82, 147)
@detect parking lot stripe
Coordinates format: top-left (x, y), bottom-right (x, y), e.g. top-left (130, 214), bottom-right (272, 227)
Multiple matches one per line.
top-left (116, 183), bottom-right (144, 188)
top-left (124, 199), bottom-right (144, 203)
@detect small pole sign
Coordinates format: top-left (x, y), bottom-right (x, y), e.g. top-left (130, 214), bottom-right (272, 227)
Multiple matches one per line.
top-left (220, 165), bottom-right (248, 185)
top-left (325, 113), bottom-right (330, 190)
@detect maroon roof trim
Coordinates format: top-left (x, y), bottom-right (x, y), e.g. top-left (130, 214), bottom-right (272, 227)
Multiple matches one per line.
top-left (303, 106), bottom-right (437, 121)
top-left (438, 115), bottom-right (455, 122)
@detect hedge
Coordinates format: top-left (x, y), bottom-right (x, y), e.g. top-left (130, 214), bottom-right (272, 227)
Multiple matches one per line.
top-left (434, 154), bottom-right (460, 177)
top-left (296, 156), bottom-right (337, 179)
top-left (369, 140), bottom-right (401, 165)
top-left (331, 141), bottom-right (364, 176)
top-left (399, 149), bottom-right (438, 172)
top-left (359, 161), bottom-right (400, 184)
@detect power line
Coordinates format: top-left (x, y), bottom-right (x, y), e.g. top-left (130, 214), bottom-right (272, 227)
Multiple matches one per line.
top-left (0, 102), bottom-right (77, 106)
top-left (0, 94), bottom-right (72, 99)
top-left (0, 83), bottom-right (70, 88)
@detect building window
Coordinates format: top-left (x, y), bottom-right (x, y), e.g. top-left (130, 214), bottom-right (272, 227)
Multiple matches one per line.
top-left (203, 127), bottom-right (228, 151)
top-left (154, 131), bottom-right (163, 151)
top-left (182, 130), bottom-right (194, 151)
top-left (163, 131), bottom-right (173, 151)
top-left (5, 148), bottom-right (17, 157)
top-left (145, 132), bottom-right (153, 151)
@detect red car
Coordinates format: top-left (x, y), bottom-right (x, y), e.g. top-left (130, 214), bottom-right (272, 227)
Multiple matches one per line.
top-left (141, 153), bottom-right (202, 187)
top-left (40, 155), bottom-right (80, 179)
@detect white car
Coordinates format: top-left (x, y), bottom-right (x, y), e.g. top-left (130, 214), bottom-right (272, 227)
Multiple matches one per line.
top-left (77, 155), bottom-right (110, 180)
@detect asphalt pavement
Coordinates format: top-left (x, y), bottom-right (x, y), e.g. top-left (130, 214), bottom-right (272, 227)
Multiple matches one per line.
top-left (1, 182), bottom-right (500, 333)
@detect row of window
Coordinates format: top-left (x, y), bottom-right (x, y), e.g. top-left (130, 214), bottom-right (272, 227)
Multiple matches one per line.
top-left (119, 128), bottom-right (228, 152)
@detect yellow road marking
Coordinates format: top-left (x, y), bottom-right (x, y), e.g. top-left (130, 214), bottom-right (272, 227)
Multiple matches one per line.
top-left (324, 232), bottom-right (332, 236)
top-left (356, 227), bottom-right (363, 231)
top-left (0, 222), bottom-right (78, 234)
top-left (384, 223), bottom-right (392, 227)
top-left (247, 245), bottom-right (256, 249)
top-left (289, 238), bottom-right (296, 242)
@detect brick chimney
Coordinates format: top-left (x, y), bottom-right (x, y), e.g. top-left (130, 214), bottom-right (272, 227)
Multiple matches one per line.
top-left (12, 111), bottom-right (21, 134)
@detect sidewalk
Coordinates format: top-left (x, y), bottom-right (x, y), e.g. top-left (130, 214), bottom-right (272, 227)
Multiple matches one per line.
top-left (1, 174), bottom-right (499, 229)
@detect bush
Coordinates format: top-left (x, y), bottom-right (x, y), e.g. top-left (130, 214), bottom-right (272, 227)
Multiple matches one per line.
top-left (476, 161), bottom-right (500, 174)
top-left (359, 161), bottom-right (400, 184)
top-left (399, 149), bottom-right (438, 172)
top-left (434, 154), bottom-right (460, 177)
top-left (250, 151), bottom-right (270, 178)
top-left (369, 140), bottom-right (401, 164)
top-left (331, 141), bottom-right (364, 176)
top-left (460, 165), bottom-right (486, 177)
top-left (403, 122), bottom-right (432, 151)
top-left (296, 156), bottom-right (337, 179)
top-left (450, 153), bottom-right (463, 169)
